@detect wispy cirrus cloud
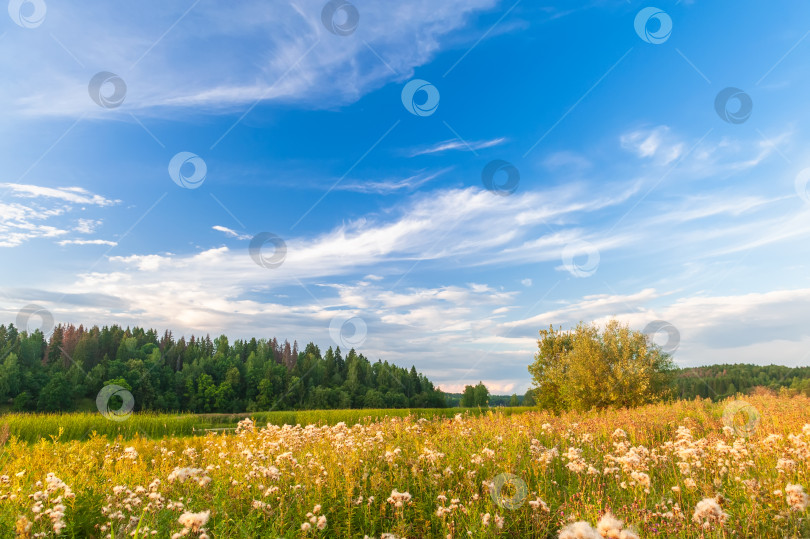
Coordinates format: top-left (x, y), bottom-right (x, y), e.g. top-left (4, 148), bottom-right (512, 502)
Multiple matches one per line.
top-left (56, 239), bottom-right (117, 246)
top-left (0, 183), bottom-right (117, 247)
top-left (213, 225), bottom-right (252, 240)
top-left (0, 183), bottom-right (120, 207)
top-left (411, 137), bottom-right (507, 156)
top-left (3, 0), bottom-right (501, 118)
top-left (338, 168), bottom-right (451, 194)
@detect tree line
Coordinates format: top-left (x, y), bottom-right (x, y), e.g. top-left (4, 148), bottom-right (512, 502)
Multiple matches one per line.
top-left (527, 320), bottom-right (810, 411)
top-left (0, 323), bottom-right (446, 413)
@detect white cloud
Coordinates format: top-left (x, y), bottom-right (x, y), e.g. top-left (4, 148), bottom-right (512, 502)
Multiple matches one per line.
top-left (411, 137), bottom-right (507, 156)
top-left (0, 183), bottom-right (119, 206)
top-left (338, 168), bottom-right (450, 194)
top-left (57, 239), bottom-right (117, 246)
top-left (74, 219), bottom-right (102, 234)
top-left (0, 184), bottom-right (118, 247)
top-left (620, 126), bottom-right (684, 165)
top-left (213, 225), bottom-right (251, 240)
top-left (4, 0), bottom-right (500, 117)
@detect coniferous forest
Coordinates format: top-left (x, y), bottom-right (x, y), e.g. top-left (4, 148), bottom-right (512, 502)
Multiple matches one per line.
top-left (0, 323), bottom-right (446, 413)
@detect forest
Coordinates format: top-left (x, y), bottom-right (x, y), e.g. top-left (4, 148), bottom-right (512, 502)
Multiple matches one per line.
top-left (2, 322), bottom-right (810, 414)
top-left (0, 323), bottom-right (445, 413)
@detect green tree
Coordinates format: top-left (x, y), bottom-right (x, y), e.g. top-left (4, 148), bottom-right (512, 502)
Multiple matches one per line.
top-left (509, 393), bottom-right (519, 406)
top-left (528, 320), bottom-right (675, 412)
top-left (473, 382), bottom-right (489, 407)
top-left (460, 385), bottom-right (476, 407)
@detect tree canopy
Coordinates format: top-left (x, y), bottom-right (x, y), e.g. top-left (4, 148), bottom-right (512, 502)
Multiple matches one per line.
top-left (0, 323), bottom-right (446, 413)
top-left (528, 319), bottom-right (676, 411)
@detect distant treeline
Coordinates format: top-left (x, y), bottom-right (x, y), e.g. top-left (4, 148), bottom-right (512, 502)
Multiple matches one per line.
top-left (0, 323), bottom-right (446, 413)
top-left (456, 364), bottom-right (810, 407)
top-left (673, 363), bottom-right (810, 400)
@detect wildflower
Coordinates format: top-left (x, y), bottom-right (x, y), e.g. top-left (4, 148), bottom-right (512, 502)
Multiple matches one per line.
top-left (786, 484), bottom-right (809, 511)
top-left (387, 489), bottom-right (412, 508)
top-left (558, 521), bottom-right (600, 539)
top-left (692, 497), bottom-right (727, 529)
top-left (177, 510), bottom-right (210, 532)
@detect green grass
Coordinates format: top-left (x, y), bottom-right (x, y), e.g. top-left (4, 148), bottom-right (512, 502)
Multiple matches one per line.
top-left (0, 406), bottom-right (535, 443)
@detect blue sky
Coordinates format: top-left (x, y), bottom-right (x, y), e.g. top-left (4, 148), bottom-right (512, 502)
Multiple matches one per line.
top-left (2, 0), bottom-right (810, 393)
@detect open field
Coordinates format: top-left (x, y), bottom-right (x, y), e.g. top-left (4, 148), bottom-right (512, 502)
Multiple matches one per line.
top-left (2, 394), bottom-right (810, 537)
top-left (0, 407), bottom-right (534, 443)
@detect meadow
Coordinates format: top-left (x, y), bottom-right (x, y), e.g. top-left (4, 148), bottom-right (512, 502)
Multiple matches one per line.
top-left (2, 394), bottom-right (810, 538)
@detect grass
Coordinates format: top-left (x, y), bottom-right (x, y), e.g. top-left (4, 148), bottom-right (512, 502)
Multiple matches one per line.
top-left (2, 395), bottom-right (810, 537)
top-left (1, 406), bottom-right (535, 443)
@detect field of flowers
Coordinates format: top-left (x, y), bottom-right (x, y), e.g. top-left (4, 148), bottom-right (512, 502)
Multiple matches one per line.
top-left (2, 393), bottom-right (810, 538)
